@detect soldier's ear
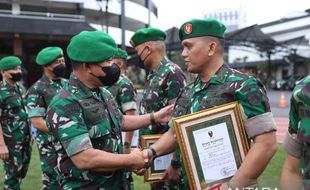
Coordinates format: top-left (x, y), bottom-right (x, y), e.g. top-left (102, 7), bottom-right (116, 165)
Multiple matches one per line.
top-left (84, 63), bottom-right (90, 73)
top-left (207, 42), bottom-right (216, 56)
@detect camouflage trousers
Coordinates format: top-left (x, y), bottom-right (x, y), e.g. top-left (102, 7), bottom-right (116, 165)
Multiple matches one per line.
top-left (35, 139), bottom-right (59, 190)
top-left (3, 140), bottom-right (31, 190)
top-left (125, 170), bottom-right (134, 190)
top-left (151, 181), bottom-right (183, 190)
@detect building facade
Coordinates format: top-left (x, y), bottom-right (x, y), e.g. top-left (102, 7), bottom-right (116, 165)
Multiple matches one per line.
top-left (227, 9), bottom-right (310, 89)
top-left (0, 0), bottom-right (158, 86)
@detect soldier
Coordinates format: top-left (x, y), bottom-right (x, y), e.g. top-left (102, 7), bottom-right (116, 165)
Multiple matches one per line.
top-left (105, 48), bottom-right (138, 189)
top-left (45, 30), bottom-right (173, 189)
top-left (141, 19), bottom-right (278, 190)
top-left (26, 47), bottom-right (68, 189)
top-left (130, 27), bottom-right (187, 189)
top-left (280, 75), bottom-right (310, 190)
top-left (0, 56), bottom-right (31, 190)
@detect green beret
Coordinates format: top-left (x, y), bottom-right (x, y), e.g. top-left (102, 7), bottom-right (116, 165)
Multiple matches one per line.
top-left (36, 47), bottom-right (63, 66)
top-left (114, 48), bottom-right (128, 59)
top-left (0, 56), bottom-right (21, 70)
top-left (67, 30), bottom-right (117, 63)
top-left (130, 27), bottom-right (166, 47)
top-left (179, 18), bottom-right (226, 41)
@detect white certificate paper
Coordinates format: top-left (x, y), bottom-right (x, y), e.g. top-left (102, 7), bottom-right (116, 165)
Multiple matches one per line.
top-left (193, 122), bottom-right (237, 182)
top-left (154, 153), bottom-right (173, 171)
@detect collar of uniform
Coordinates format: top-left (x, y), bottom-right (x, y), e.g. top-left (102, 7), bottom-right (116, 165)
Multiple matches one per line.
top-left (117, 73), bottom-right (125, 84)
top-left (68, 73), bottom-right (94, 98)
top-left (209, 64), bottom-right (229, 84)
top-left (147, 56), bottom-right (169, 80)
top-left (193, 64), bottom-right (229, 93)
top-left (41, 74), bottom-right (53, 84)
top-left (2, 78), bottom-right (18, 89)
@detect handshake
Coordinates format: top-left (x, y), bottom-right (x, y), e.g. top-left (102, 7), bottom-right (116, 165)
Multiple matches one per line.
top-left (128, 147), bottom-right (154, 175)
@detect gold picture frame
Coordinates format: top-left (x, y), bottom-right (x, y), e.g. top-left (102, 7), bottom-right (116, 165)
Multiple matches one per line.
top-left (141, 134), bottom-right (173, 183)
top-left (173, 101), bottom-right (250, 190)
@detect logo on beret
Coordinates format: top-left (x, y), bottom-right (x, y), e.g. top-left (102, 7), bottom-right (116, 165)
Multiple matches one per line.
top-left (184, 23), bottom-right (192, 34)
top-left (129, 40), bottom-right (136, 47)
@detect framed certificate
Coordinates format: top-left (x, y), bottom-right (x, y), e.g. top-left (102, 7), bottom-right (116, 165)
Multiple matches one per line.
top-left (173, 101), bottom-right (250, 190)
top-left (141, 134), bottom-right (173, 183)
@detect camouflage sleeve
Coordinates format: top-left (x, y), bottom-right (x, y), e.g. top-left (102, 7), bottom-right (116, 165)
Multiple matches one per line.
top-left (164, 67), bottom-right (186, 104)
top-left (288, 96), bottom-right (299, 134)
top-left (46, 99), bottom-right (92, 157)
top-left (118, 79), bottom-right (137, 113)
top-left (236, 77), bottom-right (276, 138)
top-left (26, 87), bottom-right (47, 118)
top-left (283, 94), bottom-right (302, 158)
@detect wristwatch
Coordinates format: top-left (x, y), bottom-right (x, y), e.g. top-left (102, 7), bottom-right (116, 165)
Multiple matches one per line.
top-left (147, 146), bottom-right (157, 159)
top-left (170, 160), bottom-right (180, 169)
top-left (124, 141), bottom-right (131, 149)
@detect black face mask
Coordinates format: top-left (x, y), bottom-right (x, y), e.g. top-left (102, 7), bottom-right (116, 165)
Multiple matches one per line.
top-left (93, 63), bottom-right (120, 86)
top-left (137, 47), bottom-right (150, 69)
top-left (53, 64), bottom-right (66, 77)
top-left (137, 56), bottom-right (145, 69)
top-left (11, 73), bottom-right (22, 82)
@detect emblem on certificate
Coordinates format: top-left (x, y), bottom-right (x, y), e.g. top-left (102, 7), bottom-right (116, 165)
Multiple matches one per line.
top-left (173, 101), bottom-right (250, 190)
top-left (141, 134), bottom-right (173, 183)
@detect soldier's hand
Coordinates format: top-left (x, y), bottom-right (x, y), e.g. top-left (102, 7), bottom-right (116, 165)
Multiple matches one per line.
top-left (129, 148), bottom-right (145, 169)
top-left (0, 144), bottom-right (9, 160)
top-left (155, 104), bottom-right (174, 124)
top-left (162, 165), bottom-right (181, 183)
top-left (142, 148), bottom-right (152, 167)
top-left (133, 168), bottom-right (146, 176)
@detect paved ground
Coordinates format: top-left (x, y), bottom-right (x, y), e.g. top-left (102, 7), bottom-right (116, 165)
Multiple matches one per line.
top-left (267, 90), bottom-right (291, 143)
top-left (275, 117), bottom-right (288, 143)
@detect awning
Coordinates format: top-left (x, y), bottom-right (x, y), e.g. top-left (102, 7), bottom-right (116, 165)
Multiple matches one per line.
top-left (229, 59), bottom-right (288, 69)
top-left (225, 24), bottom-right (277, 49)
top-left (0, 15), bottom-right (95, 36)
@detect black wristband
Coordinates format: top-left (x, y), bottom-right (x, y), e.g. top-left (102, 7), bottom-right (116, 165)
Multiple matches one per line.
top-left (148, 146), bottom-right (157, 159)
top-left (170, 160), bottom-right (180, 169)
top-left (124, 141), bottom-right (131, 149)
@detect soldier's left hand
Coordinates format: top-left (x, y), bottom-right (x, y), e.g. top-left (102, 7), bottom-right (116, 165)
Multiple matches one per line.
top-left (133, 168), bottom-right (146, 176)
top-left (162, 165), bottom-right (181, 183)
top-left (154, 104), bottom-right (174, 124)
top-left (0, 144), bottom-right (9, 160)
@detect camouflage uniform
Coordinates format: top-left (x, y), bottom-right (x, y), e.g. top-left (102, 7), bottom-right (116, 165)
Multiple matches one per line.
top-left (170, 64), bottom-right (276, 189)
top-left (105, 74), bottom-right (137, 113)
top-left (46, 73), bottom-right (129, 189)
top-left (139, 56), bottom-right (186, 190)
top-left (105, 73), bottom-right (137, 189)
top-left (139, 56), bottom-right (186, 136)
top-left (26, 75), bottom-right (67, 189)
top-left (0, 80), bottom-right (31, 190)
top-left (283, 75), bottom-right (310, 188)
